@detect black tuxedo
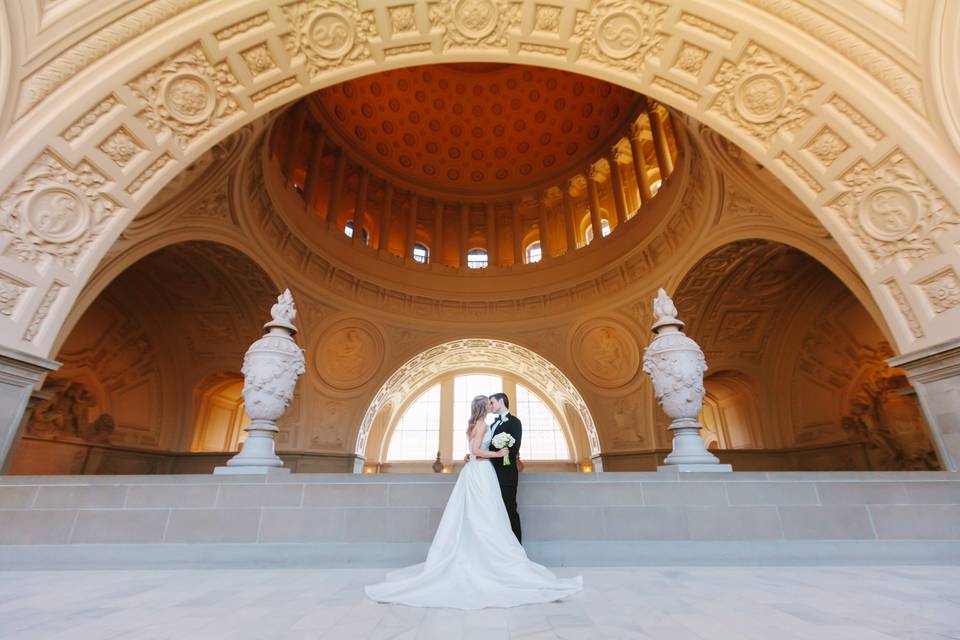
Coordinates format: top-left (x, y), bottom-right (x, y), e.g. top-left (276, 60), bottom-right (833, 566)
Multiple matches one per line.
top-left (488, 413), bottom-right (522, 543)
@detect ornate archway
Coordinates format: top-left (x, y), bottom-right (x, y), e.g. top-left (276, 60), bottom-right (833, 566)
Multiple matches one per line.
top-left (357, 338), bottom-right (599, 463)
top-left (0, 0), bottom-right (958, 363)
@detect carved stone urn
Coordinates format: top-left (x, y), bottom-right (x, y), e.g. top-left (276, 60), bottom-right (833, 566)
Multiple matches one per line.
top-left (642, 289), bottom-right (731, 471)
top-left (215, 289), bottom-right (305, 475)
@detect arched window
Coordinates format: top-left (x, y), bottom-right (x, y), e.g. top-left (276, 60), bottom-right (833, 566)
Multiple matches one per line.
top-left (516, 384), bottom-right (569, 460)
top-left (386, 384), bottom-right (441, 461)
top-left (467, 248), bottom-right (488, 269)
top-left (584, 219), bottom-right (611, 243)
top-left (452, 373), bottom-right (503, 459)
top-left (344, 221), bottom-right (369, 244)
top-left (525, 241), bottom-right (542, 264)
top-left (383, 373), bottom-right (572, 464)
top-left (413, 243), bottom-right (429, 263)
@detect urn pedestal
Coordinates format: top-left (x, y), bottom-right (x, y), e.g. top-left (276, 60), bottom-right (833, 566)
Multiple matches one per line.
top-left (215, 290), bottom-right (305, 476)
top-left (642, 289), bottom-right (732, 473)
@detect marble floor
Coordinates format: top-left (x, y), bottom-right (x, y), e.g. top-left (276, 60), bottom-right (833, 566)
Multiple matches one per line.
top-left (0, 566), bottom-right (958, 639)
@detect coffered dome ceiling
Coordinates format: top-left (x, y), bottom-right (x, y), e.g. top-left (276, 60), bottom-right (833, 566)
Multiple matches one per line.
top-left (310, 63), bottom-right (643, 196)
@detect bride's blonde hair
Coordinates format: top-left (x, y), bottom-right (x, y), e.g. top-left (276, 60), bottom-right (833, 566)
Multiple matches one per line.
top-left (467, 395), bottom-right (488, 440)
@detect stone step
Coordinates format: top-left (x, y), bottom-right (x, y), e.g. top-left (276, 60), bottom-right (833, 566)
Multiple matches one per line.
top-left (1, 471), bottom-right (958, 568)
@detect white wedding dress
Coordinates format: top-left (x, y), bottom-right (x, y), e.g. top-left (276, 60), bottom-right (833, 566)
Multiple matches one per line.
top-left (365, 427), bottom-right (583, 609)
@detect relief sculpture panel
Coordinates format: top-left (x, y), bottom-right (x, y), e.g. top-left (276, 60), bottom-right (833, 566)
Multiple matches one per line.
top-left (571, 318), bottom-right (640, 389)
top-left (313, 317), bottom-right (385, 392)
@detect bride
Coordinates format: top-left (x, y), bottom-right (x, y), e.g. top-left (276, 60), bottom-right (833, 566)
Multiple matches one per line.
top-left (365, 395), bottom-right (583, 609)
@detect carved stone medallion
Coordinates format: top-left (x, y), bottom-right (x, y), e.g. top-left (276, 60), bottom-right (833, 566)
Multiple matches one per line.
top-left (572, 319), bottom-right (640, 389)
top-left (596, 11), bottom-right (642, 60)
top-left (307, 10), bottom-right (355, 59)
top-left (454, 0), bottom-right (498, 39)
top-left (314, 318), bottom-right (384, 391)
top-left (25, 187), bottom-right (90, 243)
top-left (162, 73), bottom-right (216, 124)
top-left (858, 186), bottom-right (920, 241)
top-left (735, 73), bottom-right (787, 123)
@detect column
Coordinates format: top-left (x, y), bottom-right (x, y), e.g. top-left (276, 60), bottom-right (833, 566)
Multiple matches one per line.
top-left (647, 100), bottom-right (674, 177)
top-left (562, 183), bottom-right (577, 253)
top-left (537, 193), bottom-right (551, 261)
top-left (459, 204), bottom-right (469, 267)
top-left (0, 347), bottom-right (60, 472)
top-left (352, 169), bottom-right (369, 245)
top-left (629, 122), bottom-right (653, 203)
top-left (282, 103), bottom-right (307, 181)
top-left (302, 134), bottom-right (326, 213)
top-left (586, 165), bottom-right (603, 243)
top-left (406, 194), bottom-right (419, 258)
top-left (326, 150), bottom-right (347, 225)
top-left (511, 201), bottom-right (523, 265)
top-left (889, 338), bottom-right (960, 471)
top-left (433, 200), bottom-right (444, 266)
top-left (486, 204), bottom-right (498, 268)
top-left (378, 182), bottom-right (393, 252)
top-left (607, 150), bottom-right (627, 225)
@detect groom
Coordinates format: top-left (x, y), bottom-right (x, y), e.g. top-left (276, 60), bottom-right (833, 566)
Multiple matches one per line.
top-left (487, 392), bottom-right (523, 543)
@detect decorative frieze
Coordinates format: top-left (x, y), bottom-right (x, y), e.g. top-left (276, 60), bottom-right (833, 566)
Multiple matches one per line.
top-left (884, 279), bottom-right (924, 339)
top-left (828, 95), bottom-right (884, 142)
top-left (127, 153), bottom-right (173, 195)
top-left (778, 153), bottom-right (822, 194)
top-left (62, 96), bottom-right (119, 142)
top-left (215, 12), bottom-right (270, 41)
top-left (23, 283), bottom-right (64, 342)
top-left (678, 12), bottom-right (735, 40)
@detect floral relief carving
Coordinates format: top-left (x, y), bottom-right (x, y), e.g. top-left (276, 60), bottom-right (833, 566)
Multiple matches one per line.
top-left (389, 5), bottom-right (417, 33)
top-left (805, 127), bottom-right (848, 167)
top-left (574, 0), bottom-right (667, 68)
top-left (674, 43), bottom-right (709, 76)
top-left (430, 0), bottom-right (519, 49)
top-left (830, 151), bottom-right (960, 266)
top-left (0, 276), bottom-right (28, 317)
top-left (710, 43), bottom-right (820, 142)
top-left (0, 153), bottom-right (119, 269)
top-left (241, 45), bottom-right (277, 77)
top-left (918, 269), bottom-right (960, 314)
top-left (99, 128), bottom-right (144, 168)
top-left (129, 45), bottom-right (239, 149)
top-left (283, 0), bottom-right (375, 79)
top-left (534, 4), bottom-right (562, 33)
top-left (778, 153), bottom-right (822, 194)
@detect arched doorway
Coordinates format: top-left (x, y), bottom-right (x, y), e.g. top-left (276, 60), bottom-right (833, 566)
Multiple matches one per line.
top-left (674, 239), bottom-right (938, 471)
top-left (5, 240), bottom-right (280, 474)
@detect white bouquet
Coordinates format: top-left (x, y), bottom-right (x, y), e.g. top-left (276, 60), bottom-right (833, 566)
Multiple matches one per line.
top-left (491, 432), bottom-right (516, 466)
